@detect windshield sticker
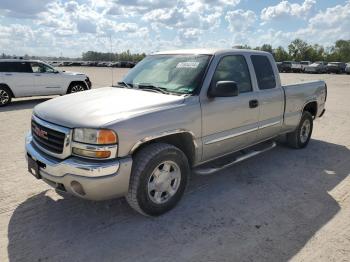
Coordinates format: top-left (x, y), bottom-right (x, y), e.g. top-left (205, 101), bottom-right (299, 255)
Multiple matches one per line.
top-left (176, 62), bottom-right (200, 69)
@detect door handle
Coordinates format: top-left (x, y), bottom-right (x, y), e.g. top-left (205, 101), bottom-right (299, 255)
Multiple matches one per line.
top-left (249, 99), bottom-right (259, 108)
top-left (5, 73), bottom-right (12, 76)
top-left (35, 74), bottom-right (41, 76)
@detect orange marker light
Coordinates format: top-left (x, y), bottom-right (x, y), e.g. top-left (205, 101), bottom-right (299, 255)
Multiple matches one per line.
top-left (97, 130), bottom-right (118, 144)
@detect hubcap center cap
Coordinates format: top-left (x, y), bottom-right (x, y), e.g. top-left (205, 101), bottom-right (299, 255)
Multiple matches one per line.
top-left (154, 172), bottom-right (171, 191)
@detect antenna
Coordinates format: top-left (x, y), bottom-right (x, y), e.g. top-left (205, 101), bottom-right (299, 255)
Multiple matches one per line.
top-left (109, 35), bottom-right (114, 86)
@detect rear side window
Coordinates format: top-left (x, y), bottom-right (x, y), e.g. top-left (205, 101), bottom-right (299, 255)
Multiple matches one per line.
top-left (0, 62), bottom-right (32, 73)
top-left (212, 55), bottom-right (252, 93)
top-left (251, 55), bottom-right (276, 90)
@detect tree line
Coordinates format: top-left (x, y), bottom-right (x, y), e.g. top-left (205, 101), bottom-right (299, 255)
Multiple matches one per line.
top-left (2, 39), bottom-right (349, 63)
top-left (82, 50), bottom-right (146, 62)
top-left (235, 39), bottom-right (350, 62)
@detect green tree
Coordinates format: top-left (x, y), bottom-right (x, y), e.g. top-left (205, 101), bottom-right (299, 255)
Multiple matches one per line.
top-left (288, 39), bottom-right (310, 61)
top-left (260, 44), bottom-right (273, 54)
top-left (274, 46), bottom-right (289, 62)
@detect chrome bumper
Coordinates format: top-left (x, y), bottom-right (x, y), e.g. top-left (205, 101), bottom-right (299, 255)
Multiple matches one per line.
top-left (25, 133), bottom-right (132, 200)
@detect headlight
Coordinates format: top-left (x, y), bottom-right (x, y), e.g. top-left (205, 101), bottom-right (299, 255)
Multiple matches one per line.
top-left (73, 128), bottom-right (118, 145)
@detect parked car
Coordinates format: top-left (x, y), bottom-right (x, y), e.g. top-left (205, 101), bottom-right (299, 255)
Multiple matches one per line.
top-left (25, 49), bottom-right (327, 216)
top-left (304, 61), bottom-right (328, 73)
top-left (346, 63), bottom-right (350, 74)
top-left (326, 62), bottom-right (347, 74)
top-left (0, 59), bottom-right (91, 106)
top-left (300, 61), bottom-right (311, 72)
top-left (280, 61), bottom-right (302, 73)
top-left (68, 62), bottom-right (82, 66)
top-left (276, 62), bottom-right (282, 72)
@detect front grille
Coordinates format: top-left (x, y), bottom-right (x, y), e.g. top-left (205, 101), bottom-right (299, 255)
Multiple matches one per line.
top-left (31, 120), bottom-right (66, 154)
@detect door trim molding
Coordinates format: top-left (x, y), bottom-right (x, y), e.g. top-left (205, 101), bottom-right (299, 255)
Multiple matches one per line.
top-left (204, 127), bottom-right (258, 145)
top-left (204, 120), bottom-right (281, 145)
top-left (259, 120), bottom-right (281, 129)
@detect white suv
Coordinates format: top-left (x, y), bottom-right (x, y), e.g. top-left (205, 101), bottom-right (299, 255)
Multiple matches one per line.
top-left (0, 59), bottom-right (91, 106)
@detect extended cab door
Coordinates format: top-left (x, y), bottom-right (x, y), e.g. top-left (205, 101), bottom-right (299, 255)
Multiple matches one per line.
top-left (29, 62), bottom-right (64, 95)
top-left (200, 54), bottom-right (260, 161)
top-left (0, 61), bottom-right (35, 97)
top-left (250, 55), bottom-right (284, 141)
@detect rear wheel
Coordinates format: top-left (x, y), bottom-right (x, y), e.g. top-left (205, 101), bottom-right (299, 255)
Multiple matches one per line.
top-left (67, 83), bottom-right (86, 94)
top-left (286, 111), bottom-right (313, 149)
top-left (126, 143), bottom-right (190, 216)
top-left (0, 87), bottom-right (12, 107)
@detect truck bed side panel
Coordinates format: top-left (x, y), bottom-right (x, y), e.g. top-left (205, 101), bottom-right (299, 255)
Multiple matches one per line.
top-left (282, 80), bottom-right (326, 132)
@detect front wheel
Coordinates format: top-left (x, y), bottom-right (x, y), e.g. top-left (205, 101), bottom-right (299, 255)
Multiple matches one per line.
top-left (286, 111), bottom-right (313, 149)
top-left (67, 83), bottom-right (86, 94)
top-left (0, 87), bottom-right (12, 107)
top-left (126, 143), bottom-right (190, 216)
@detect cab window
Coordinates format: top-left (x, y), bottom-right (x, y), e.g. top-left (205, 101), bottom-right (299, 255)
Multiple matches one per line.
top-left (212, 55), bottom-right (252, 93)
top-left (251, 55), bottom-right (276, 90)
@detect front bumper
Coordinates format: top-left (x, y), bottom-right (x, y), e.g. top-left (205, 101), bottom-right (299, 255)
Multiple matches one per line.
top-left (25, 133), bottom-right (132, 201)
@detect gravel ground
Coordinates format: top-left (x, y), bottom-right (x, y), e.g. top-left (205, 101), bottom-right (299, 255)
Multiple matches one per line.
top-left (0, 68), bottom-right (349, 262)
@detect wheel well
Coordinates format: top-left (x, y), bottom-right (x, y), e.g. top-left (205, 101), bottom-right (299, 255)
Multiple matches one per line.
top-left (303, 101), bottom-right (317, 118)
top-left (132, 133), bottom-right (196, 166)
top-left (67, 81), bottom-right (87, 93)
top-left (0, 83), bottom-right (14, 97)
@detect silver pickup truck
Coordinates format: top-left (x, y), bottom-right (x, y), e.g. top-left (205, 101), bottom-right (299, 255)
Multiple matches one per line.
top-left (25, 49), bottom-right (327, 216)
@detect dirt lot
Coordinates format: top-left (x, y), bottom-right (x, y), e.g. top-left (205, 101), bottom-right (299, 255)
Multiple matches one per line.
top-left (0, 68), bottom-right (349, 262)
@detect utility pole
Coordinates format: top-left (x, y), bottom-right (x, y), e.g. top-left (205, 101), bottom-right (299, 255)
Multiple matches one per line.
top-left (110, 35), bottom-right (114, 86)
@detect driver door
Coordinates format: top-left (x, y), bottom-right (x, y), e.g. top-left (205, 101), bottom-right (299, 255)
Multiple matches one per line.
top-left (201, 55), bottom-right (260, 161)
top-left (30, 62), bottom-right (63, 95)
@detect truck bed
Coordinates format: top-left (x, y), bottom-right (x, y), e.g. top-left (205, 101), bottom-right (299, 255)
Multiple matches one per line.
top-left (282, 80), bottom-right (327, 132)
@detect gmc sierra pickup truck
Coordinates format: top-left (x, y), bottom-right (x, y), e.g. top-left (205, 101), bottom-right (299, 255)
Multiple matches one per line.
top-left (25, 49), bottom-right (327, 216)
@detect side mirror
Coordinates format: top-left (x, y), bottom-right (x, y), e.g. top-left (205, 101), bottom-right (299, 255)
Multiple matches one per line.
top-left (208, 81), bottom-right (239, 98)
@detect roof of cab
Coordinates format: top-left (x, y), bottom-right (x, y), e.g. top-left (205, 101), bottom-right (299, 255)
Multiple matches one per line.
top-left (154, 48), bottom-right (269, 56)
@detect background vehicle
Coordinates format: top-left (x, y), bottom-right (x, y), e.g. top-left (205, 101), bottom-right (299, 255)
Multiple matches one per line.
top-left (25, 49), bottom-right (327, 216)
top-left (280, 61), bottom-right (302, 73)
top-left (327, 62), bottom-right (347, 74)
top-left (346, 63), bottom-right (350, 74)
top-left (276, 62), bottom-right (282, 72)
top-left (304, 61), bottom-right (328, 73)
top-left (300, 61), bottom-right (311, 72)
top-left (0, 59), bottom-right (91, 106)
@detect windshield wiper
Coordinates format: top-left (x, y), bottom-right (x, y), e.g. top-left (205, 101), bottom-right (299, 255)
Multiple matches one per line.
top-left (116, 81), bottom-right (133, 88)
top-left (136, 83), bottom-right (169, 94)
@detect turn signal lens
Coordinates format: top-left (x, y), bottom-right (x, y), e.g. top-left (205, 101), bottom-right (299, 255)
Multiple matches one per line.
top-left (97, 130), bottom-right (118, 144)
top-left (72, 148), bottom-right (111, 159)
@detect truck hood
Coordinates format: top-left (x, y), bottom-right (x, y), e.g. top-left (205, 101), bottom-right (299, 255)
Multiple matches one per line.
top-left (34, 87), bottom-right (185, 128)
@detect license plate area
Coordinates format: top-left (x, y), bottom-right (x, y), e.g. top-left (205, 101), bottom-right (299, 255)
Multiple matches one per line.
top-left (27, 155), bottom-right (42, 179)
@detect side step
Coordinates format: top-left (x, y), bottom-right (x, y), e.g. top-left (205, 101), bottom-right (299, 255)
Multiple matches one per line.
top-left (193, 141), bottom-right (276, 175)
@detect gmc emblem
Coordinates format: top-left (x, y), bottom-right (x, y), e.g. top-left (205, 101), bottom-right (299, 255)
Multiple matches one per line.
top-left (33, 125), bottom-right (48, 140)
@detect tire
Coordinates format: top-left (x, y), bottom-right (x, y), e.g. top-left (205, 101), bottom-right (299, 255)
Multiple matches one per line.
top-left (67, 83), bottom-right (86, 94)
top-left (0, 86), bottom-right (12, 107)
top-left (126, 143), bottom-right (190, 216)
top-left (286, 111), bottom-right (313, 149)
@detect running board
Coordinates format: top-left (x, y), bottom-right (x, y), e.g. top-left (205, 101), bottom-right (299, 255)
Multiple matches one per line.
top-left (194, 141), bottom-right (276, 175)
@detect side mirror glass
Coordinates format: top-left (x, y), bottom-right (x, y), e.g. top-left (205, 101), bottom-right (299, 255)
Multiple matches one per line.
top-left (208, 81), bottom-right (239, 98)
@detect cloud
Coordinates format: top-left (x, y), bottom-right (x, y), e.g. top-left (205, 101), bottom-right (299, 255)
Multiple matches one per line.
top-left (285, 1), bottom-right (350, 45)
top-left (261, 0), bottom-right (316, 21)
top-left (0, 0), bottom-right (53, 18)
top-left (225, 9), bottom-right (257, 32)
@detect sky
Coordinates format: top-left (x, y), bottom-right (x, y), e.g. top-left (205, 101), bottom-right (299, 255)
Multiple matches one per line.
top-left (0, 0), bottom-right (349, 57)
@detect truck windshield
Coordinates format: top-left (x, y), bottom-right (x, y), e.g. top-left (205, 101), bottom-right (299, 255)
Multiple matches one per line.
top-left (120, 54), bottom-right (211, 95)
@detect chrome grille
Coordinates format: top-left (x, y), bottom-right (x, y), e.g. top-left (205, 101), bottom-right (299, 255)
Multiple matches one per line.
top-left (30, 115), bottom-right (71, 159)
top-left (31, 120), bottom-right (65, 154)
